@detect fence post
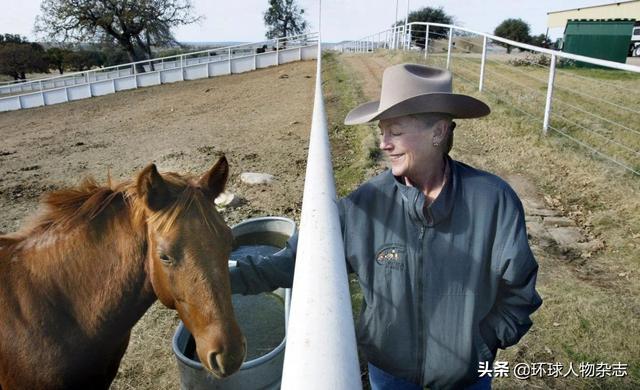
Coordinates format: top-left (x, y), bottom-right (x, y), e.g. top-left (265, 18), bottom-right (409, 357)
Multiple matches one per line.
top-left (543, 54), bottom-right (557, 135)
top-left (407, 24), bottom-right (412, 50)
top-left (394, 26), bottom-right (399, 50)
top-left (446, 27), bottom-right (453, 69)
top-left (180, 55), bottom-right (185, 81)
top-left (424, 24), bottom-right (429, 60)
top-left (391, 27), bottom-right (395, 50)
top-left (228, 48), bottom-right (232, 74)
top-left (479, 35), bottom-right (487, 92)
top-left (276, 38), bottom-right (280, 65)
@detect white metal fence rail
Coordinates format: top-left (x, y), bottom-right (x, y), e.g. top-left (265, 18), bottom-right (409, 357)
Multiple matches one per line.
top-left (0, 33), bottom-right (319, 112)
top-left (342, 22), bottom-right (640, 176)
top-left (280, 12), bottom-right (362, 390)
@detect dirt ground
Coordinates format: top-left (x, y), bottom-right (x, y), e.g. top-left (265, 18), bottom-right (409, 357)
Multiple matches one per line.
top-left (0, 60), bottom-right (316, 388)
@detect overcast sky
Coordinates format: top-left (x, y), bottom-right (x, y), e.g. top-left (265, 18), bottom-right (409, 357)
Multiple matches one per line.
top-left (0, 0), bottom-right (614, 43)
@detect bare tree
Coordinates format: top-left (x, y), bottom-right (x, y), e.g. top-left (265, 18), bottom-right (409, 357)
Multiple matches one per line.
top-left (35, 0), bottom-right (202, 64)
top-left (264, 0), bottom-right (308, 39)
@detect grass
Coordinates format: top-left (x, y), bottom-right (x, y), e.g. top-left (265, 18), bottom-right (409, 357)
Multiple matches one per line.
top-left (323, 49), bottom-right (640, 389)
top-left (426, 48), bottom-right (640, 176)
top-left (564, 66), bottom-right (640, 81)
top-left (321, 51), bottom-right (380, 198)
top-left (321, 51), bottom-right (377, 322)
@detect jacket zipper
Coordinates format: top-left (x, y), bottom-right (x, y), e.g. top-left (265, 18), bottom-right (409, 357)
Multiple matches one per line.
top-left (416, 224), bottom-right (426, 382)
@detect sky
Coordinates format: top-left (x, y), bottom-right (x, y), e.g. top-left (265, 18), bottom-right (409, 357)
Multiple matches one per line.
top-left (0, 0), bottom-right (618, 43)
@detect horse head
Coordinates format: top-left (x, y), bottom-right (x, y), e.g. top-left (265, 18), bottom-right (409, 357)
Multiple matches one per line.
top-left (136, 155), bottom-right (245, 378)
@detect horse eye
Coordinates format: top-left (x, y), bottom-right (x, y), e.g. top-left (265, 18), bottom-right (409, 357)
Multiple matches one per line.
top-left (159, 253), bottom-right (173, 265)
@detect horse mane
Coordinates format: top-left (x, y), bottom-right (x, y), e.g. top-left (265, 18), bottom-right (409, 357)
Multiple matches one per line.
top-left (0, 177), bottom-right (134, 254)
top-left (0, 170), bottom-right (224, 257)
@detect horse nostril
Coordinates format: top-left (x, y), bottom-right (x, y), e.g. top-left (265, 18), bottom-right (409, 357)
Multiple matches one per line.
top-left (208, 352), bottom-right (225, 376)
top-left (216, 353), bottom-right (228, 376)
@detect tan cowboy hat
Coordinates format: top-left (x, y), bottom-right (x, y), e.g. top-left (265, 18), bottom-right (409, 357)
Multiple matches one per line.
top-left (344, 63), bottom-right (490, 125)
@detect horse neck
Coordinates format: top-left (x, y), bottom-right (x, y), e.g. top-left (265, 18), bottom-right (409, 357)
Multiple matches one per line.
top-left (20, 193), bottom-right (157, 339)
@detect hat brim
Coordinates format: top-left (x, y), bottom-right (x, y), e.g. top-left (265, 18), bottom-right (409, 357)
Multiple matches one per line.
top-left (344, 93), bottom-right (490, 125)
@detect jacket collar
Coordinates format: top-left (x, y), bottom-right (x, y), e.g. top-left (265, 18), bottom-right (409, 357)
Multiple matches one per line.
top-left (391, 155), bottom-right (457, 226)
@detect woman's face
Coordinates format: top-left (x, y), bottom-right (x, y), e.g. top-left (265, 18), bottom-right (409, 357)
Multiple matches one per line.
top-left (378, 115), bottom-right (440, 179)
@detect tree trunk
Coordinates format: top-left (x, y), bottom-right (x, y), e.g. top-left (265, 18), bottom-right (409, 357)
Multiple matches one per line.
top-left (124, 44), bottom-right (147, 73)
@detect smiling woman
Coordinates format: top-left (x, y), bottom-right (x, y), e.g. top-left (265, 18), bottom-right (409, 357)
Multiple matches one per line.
top-left (378, 114), bottom-right (454, 204)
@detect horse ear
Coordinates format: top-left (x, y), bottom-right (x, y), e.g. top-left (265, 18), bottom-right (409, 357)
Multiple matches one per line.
top-left (199, 155), bottom-right (229, 199)
top-left (137, 164), bottom-right (173, 211)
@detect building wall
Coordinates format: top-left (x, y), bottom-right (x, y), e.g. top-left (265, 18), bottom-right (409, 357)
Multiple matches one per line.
top-left (548, 1), bottom-right (640, 29)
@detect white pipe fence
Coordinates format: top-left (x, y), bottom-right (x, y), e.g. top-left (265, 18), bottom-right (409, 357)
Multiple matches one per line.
top-left (0, 33), bottom-right (319, 112)
top-left (341, 22), bottom-right (640, 176)
top-left (280, 13), bottom-right (362, 390)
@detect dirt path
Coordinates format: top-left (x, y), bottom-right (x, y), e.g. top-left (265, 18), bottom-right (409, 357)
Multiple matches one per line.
top-left (0, 60), bottom-right (316, 389)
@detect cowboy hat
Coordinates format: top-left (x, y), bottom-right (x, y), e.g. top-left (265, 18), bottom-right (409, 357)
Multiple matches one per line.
top-left (344, 63), bottom-right (490, 125)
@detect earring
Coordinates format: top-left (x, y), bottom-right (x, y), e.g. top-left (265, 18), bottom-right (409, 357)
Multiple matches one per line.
top-left (433, 140), bottom-right (440, 147)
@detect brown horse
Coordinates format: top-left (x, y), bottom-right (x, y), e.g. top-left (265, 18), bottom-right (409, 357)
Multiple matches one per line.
top-left (0, 156), bottom-right (245, 389)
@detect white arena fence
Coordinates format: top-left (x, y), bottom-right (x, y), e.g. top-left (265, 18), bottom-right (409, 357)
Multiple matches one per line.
top-left (341, 23), bottom-right (640, 177)
top-left (0, 32), bottom-right (318, 112)
top-left (280, 29), bottom-right (362, 389)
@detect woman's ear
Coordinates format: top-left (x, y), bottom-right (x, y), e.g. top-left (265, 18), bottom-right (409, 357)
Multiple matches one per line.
top-left (433, 119), bottom-right (452, 145)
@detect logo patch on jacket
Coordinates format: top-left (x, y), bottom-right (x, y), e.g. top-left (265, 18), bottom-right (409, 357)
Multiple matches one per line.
top-left (375, 245), bottom-right (405, 270)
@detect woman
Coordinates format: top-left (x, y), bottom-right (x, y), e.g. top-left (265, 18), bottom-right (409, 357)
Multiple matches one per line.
top-left (230, 64), bottom-right (542, 390)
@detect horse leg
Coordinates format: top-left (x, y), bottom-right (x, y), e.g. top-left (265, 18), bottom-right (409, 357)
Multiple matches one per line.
top-left (103, 333), bottom-right (132, 388)
top-left (68, 333), bottom-right (131, 390)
